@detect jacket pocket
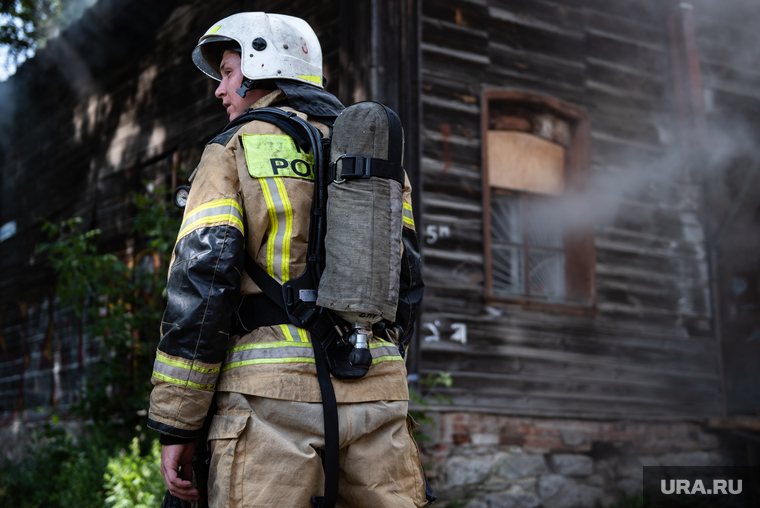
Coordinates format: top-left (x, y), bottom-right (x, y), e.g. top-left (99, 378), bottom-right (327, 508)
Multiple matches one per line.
top-left (208, 414), bottom-right (249, 440)
top-left (207, 414), bottom-right (249, 506)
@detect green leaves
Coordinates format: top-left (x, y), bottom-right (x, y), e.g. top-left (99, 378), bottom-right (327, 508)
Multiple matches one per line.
top-left (103, 438), bottom-right (165, 508)
top-left (409, 371), bottom-right (454, 441)
top-left (37, 185), bottom-right (181, 434)
top-left (0, 184), bottom-right (182, 507)
top-left (0, 0), bottom-right (64, 64)
top-left (0, 423), bottom-right (112, 507)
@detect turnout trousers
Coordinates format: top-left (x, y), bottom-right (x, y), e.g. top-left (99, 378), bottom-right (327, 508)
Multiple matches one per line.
top-left (207, 392), bottom-right (429, 508)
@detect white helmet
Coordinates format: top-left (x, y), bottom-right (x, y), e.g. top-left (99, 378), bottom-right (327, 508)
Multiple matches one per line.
top-left (192, 12), bottom-right (324, 89)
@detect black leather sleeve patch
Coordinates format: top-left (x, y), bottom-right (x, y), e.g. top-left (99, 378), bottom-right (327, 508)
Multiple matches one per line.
top-left (395, 226), bottom-right (424, 346)
top-left (159, 225), bottom-right (244, 364)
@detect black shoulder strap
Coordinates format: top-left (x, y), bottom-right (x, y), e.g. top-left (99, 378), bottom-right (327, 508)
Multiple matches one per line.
top-left (207, 108), bottom-right (308, 149)
top-left (243, 253), bottom-right (339, 508)
top-left (232, 107), bottom-right (340, 508)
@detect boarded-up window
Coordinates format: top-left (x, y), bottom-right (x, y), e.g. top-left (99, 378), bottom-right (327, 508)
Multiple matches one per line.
top-left (482, 91), bottom-right (594, 313)
top-left (487, 131), bottom-right (565, 194)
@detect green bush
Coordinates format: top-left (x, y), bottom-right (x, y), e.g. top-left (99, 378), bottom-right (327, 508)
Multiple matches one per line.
top-left (0, 184), bottom-right (180, 507)
top-left (409, 371), bottom-right (453, 442)
top-left (38, 185), bottom-right (180, 436)
top-left (104, 438), bottom-right (164, 508)
top-left (0, 428), bottom-right (164, 508)
top-left (0, 423), bottom-right (112, 507)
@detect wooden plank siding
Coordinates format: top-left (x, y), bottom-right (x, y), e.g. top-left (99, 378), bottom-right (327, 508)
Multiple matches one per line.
top-left (691, 0), bottom-right (760, 416)
top-left (0, 0), bottom-right (346, 301)
top-left (0, 0), bottom-right (356, 419)
top-left (3, 0), bottom-right (757, 422)
top-left (418, 0), bottom-right (723, 419)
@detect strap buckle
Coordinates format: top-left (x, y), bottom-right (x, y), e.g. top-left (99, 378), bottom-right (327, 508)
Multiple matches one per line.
top-left (334, 154), bottom-right (372, 183)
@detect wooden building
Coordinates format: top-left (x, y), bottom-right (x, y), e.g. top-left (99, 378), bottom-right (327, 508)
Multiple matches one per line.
top-left (1, 0), bottom-right (759, 504)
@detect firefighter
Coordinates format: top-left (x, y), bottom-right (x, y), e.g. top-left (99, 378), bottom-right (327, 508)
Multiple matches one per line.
top-left (147, 13), bottom-right (426, 508)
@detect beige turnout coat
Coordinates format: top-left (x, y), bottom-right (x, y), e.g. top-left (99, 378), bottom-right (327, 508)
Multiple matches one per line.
top-left (148, 90), bottom-right (416, 439)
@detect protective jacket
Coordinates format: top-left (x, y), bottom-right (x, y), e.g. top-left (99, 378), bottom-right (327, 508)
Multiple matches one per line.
top-left (148, 89), bottom-right (423, 440)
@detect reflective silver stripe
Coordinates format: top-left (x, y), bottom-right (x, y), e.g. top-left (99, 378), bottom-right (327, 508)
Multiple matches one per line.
top-left (152, 357), bottom-right (219, 389)
top-left (222, 341), bottom-right (403, 372)
top-left (226, 342), bottom-right (314, 365)
top-left (402, 203), bottom-right (415, 228)
top-left (179, 199), bottom-right (244, 238)
top-left (223, 341), bottom-right (314, 371)
top-left (369, 343), bottom-right (403, 362)
top-left (280, 323), bottom-right (309, 342)
top-left (260, 178), bottom-right (291, 281)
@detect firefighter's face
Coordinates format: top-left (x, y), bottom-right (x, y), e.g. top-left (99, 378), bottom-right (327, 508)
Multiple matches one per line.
top-left (215, 50), bottom-right (268, 121)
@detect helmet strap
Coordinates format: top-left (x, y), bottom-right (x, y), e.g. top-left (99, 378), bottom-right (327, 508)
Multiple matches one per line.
top-left (237, 78), bottom-right (254, 98)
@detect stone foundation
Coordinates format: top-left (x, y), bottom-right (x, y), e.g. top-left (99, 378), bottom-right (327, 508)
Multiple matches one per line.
top-left (418, 412), bottom-right (749, 507)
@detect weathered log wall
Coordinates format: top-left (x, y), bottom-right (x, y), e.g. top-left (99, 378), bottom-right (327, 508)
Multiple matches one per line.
top-left (1, 0), bottom-right (758, 424)
top-left (692, 0), bottom-right (760, 417)
top-left (0, 0), bottom-right (351, 421)
top-left (418, 0), bottom-right (735, 419)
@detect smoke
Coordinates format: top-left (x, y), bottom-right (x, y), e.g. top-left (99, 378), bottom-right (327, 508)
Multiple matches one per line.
top-left (561, 116), bottom-right (760, 239)
top-left (59, 0), bottom-right (100, 25)
top-left (556, 0), bottom-right (760, 244)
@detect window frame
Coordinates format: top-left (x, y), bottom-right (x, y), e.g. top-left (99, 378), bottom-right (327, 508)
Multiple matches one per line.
top-left (481, 90), bottom-right (595, 316)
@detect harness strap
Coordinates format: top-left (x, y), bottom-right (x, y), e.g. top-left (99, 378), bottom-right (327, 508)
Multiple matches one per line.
top-left (309, 326), bottom-right (340, 508)
top-left (233, 293), bottom-right (290, 334)
top-left (243, 251), bottom-right (339, 508)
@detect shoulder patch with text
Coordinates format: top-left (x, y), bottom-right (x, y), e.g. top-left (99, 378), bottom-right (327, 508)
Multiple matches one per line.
top-left (240, 133), bottom-right (315, 181)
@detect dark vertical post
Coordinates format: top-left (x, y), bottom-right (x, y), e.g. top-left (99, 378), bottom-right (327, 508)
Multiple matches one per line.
top-left (668, 1), bottom-right (707, 147)
top-left (371, 0), bottom-right (421, 220)
top-left (668, 1), bottom-right (727, 417)
top-left (370, 0), bottom-right (422, 375)
top-left (339, 0), bottom-right (372, 106)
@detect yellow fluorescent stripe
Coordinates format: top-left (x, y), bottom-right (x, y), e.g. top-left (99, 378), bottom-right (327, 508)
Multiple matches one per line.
top-left (275, 178), bottom-right (294, 282)
top-left (403, 202), bottom-right (413, 212)
top-left (297, 328), bottom-right (309, 343)
top-left (153, 371), bottom-right (215, 391)
top-left (298, 75), bottom-right (322, 85)
top-left (207, 25), bottom-right (221, 35)
top-left (181, 199), bottom-right (243, 229)
top-left (178, 215), bottom-right (244, 238)
top-left (259, 178), bottom-right (279, 277)
top-left (280, 324), bottom-right (295, 341)
top-left (156, 354), bottom-right (220, 374)
top-left (225, 340), bottom-right (390, 355)
top-left (223, 357), bottom-right (316, 371)
top-left (403, 216), bottom-right (415, 227)
top-left (156, 352), bottom-right (191, 370)
top-left (186, 199), bottom-right (243, 218)
top-left (227, 341), bottom-right (313, 354)
top-left (371, 355), bottom-right (403, 365)
top-left (369, 341), bottom-right (397, 349)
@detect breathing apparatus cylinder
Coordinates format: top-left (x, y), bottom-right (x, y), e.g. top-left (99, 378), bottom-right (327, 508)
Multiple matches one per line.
top-left (316, 102), bottom-right (405, 366)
